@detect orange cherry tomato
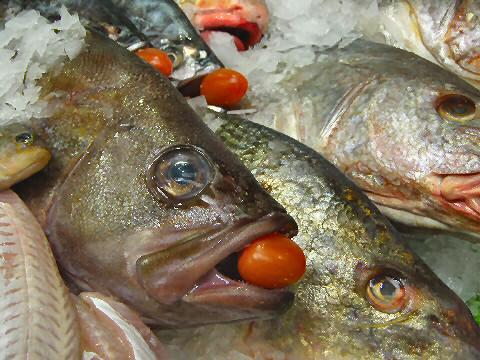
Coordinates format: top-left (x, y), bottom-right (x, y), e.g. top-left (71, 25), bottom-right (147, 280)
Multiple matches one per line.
top-left (136, 47), bottom-right (173, 77)
top-left (238, 234), bottom-right (306, 289)
top-left (200, 68), bottom-right (248, 107)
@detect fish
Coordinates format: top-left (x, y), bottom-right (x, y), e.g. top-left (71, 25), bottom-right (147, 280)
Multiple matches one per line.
top-left (74, 292), bottom-right (171, 359)
top-left (13, 29), bottom-right (298, 328)
top-left (2, 0), bottom-right (223, 85)
top-left (0, 187), bottom-right (170, 358)
top-left (241, 39), bottom-right (480, 238)
top-left (175, 0), bottom-right (269, 50)
top-left (156, 111), bottom-right (480, 359)
top-left (0, 123), bottom-right (51, 190)
top-left (360, 0), bottom-right (480, 88)
top-left (111, 0), bottom-right (224, 84)
top-left (0, 189), bottom-right (80, 359)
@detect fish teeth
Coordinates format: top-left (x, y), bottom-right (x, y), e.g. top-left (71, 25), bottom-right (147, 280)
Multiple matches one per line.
top-left (0, 190), bottom-right (80, 359)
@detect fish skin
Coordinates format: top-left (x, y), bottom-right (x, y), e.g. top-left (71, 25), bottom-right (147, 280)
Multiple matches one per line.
top-left (2, 0), bottom-right (224, 85)
top-left (157, 112), bottom-right (480, 359)
top-left (74, 292), bottom-right (170, 359)
top-left (175, 0), bottom-right (269, 49)
top-left (14, 30), bottom-right (297, 328)
top-left (0, 123), bottom-right (51, 190)
top-left (243, 39), bottom-right (480, 237)
top-left (0, 189), bottom-right (80, 359)
top-left (111, 0), bottom-right (224, 83)
top-left (361, 0), bottom-right (480, 87)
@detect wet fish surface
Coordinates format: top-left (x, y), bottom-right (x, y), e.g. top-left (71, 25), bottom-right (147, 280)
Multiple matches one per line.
top-left (158, 112), bottom-right (480, 359)
top-left (0, 189), bottom-right (80, 359)
top-left (361, 0), bottom-right (480, 88)
top-left (0, 123), bottom-right (50, 190)
top-left (244, 39), bottom-right (480, 238)
top-left (1, 0), bottom-right (224, 85)
top-left (13, 30), bottom-right (297, 328)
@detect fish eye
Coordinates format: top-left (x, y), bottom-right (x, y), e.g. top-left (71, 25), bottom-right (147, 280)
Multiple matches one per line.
top-left (15, 132), bottom-right (34, 145)
top-left (436, 94), bottom-right (477, 122)
top-left (366, 274), bottom-right (408, 314)
top-left (146, 145), bottom-right (214, 203)
top-left (160, 45), bottom-right (184, 69)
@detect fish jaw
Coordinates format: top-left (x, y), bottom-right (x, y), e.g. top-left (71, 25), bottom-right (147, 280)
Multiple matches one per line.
top-left (180, 0), bottom-right (268, 49)
top-left (135, 212), bottom-right (295, 314)
top-left (0, 146), bottom-right (51, 190)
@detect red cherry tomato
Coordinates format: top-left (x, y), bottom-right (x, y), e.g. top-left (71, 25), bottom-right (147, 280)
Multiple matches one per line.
top-left (136, 48), bottom-right (173, 77)
top-left (238, 234), bottom-right (306, 289)
top-left (200, 68), bottom-right (248, 107)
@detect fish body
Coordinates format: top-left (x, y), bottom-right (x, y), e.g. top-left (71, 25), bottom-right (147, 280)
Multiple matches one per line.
top-left (244, 39), bottom-right (480, 237)
top-left (14, 30), bottom-right (297, 328)
top-left (361, 0), bottom-right (480, 88)
top-left (0, 123), bottom-right (51, 190)
top-left (0, 190), bottom-right (80, 359)
top-left (158, 112), bottom-right (480, 359)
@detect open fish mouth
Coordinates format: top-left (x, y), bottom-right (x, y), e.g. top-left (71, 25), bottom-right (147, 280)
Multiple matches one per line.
top-left (193, 10), bottom-right (264, 50)
top-left (136, 212), bottom-right (296, 314)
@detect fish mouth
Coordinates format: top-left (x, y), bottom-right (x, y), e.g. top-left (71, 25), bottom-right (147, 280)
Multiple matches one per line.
top-left (136, 212), bottom-right (296, 316)
top-left (425, 172), bottom-right (480, 223)
top-left (194, 11), bottom-right (263, 50)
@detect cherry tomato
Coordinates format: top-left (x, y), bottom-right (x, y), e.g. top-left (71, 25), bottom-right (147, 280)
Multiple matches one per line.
top-left (238, 234), bottom-right (306, 289)
top-left (136, 48), bottom-right (173, 77)
top-left (200, 68), bottom-right (248, 107)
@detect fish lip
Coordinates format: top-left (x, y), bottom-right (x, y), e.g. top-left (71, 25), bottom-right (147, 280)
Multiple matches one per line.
top-left (426, 172), bottom-right (480, 224)
top-left (136, 212), bottom-right (297, 313)
top-left (194, 12), bottom-right (263, 49)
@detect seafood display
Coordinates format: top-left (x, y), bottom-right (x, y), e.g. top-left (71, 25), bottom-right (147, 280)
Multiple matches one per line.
top-left (160, 112), bottom-right (480, 359)
top-left (361, 0), bottom-right (480, 88)
top-left (1, 0), bottom-right (480, 359)
top-left (242, 39), bottom-right (480, 237)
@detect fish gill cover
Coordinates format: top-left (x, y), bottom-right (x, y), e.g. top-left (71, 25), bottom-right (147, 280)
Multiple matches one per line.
top-left (0, 7), bottom-right (86, 125)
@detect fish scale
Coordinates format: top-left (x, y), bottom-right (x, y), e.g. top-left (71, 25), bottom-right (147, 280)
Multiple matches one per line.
top-left (0, 190), bottom-right (80, 359)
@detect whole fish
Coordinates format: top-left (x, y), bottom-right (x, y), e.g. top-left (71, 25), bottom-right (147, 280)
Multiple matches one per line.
top-left (360, 0), bottom-right (480, 88)
top-left (14, 29), bottom-right (297, 328)
top-left (245, 39), bottom-right (480, 237)
top-left (157, 112), bottom-right (480, 359)
top-left (0, 123), bottom-right (51, 190)
top-left (0, 189), bottom-right (80, 359)
top-left (2, 0), bottom-right (223, 84)
top-left (176, 0), bottom-right (269, 50)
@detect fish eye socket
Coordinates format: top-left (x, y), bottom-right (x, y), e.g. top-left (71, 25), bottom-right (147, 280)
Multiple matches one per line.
top-left (146, 145), bottom-right (214, 203)
top-left (436, 94), bottom-right (476, 122)
top-left (15, 132), bottom-right (33, 145)
top-left (366, 274), bottom-right (408, 314)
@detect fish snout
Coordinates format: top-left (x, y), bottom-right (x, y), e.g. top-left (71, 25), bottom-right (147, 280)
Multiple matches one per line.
top-left (424, 172), bottom-right (480, 224)
top-left (429, 303), bottom-right (480, 354)
top-left (182, 0), bottom-right (268, 50)
top-left (135, 211), bottom-right (297, 324)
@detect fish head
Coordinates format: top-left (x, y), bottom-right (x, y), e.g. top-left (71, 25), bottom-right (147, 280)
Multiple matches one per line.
top-left (336, 226), bottom-right (480, 358)
top-left (328, 46), bottom-right (480, 235)
top-left (409, 0), bottom-right (480, 84)
top-left (207, 115), bottom-right (480, 358)
top-left (177, 0), bottom-right (269, 50)
top-left (0, 123), bottom-right (51, 190)
top-left (43, 31), bottom-right (296, 327)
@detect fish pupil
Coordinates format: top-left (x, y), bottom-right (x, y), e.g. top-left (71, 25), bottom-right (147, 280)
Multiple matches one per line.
top-left (169, 161), bottom-right (197, 185)
top-left (380, 278), bottom-right (398, 298)
top-left (15, 132), bottom-right (33, 144)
